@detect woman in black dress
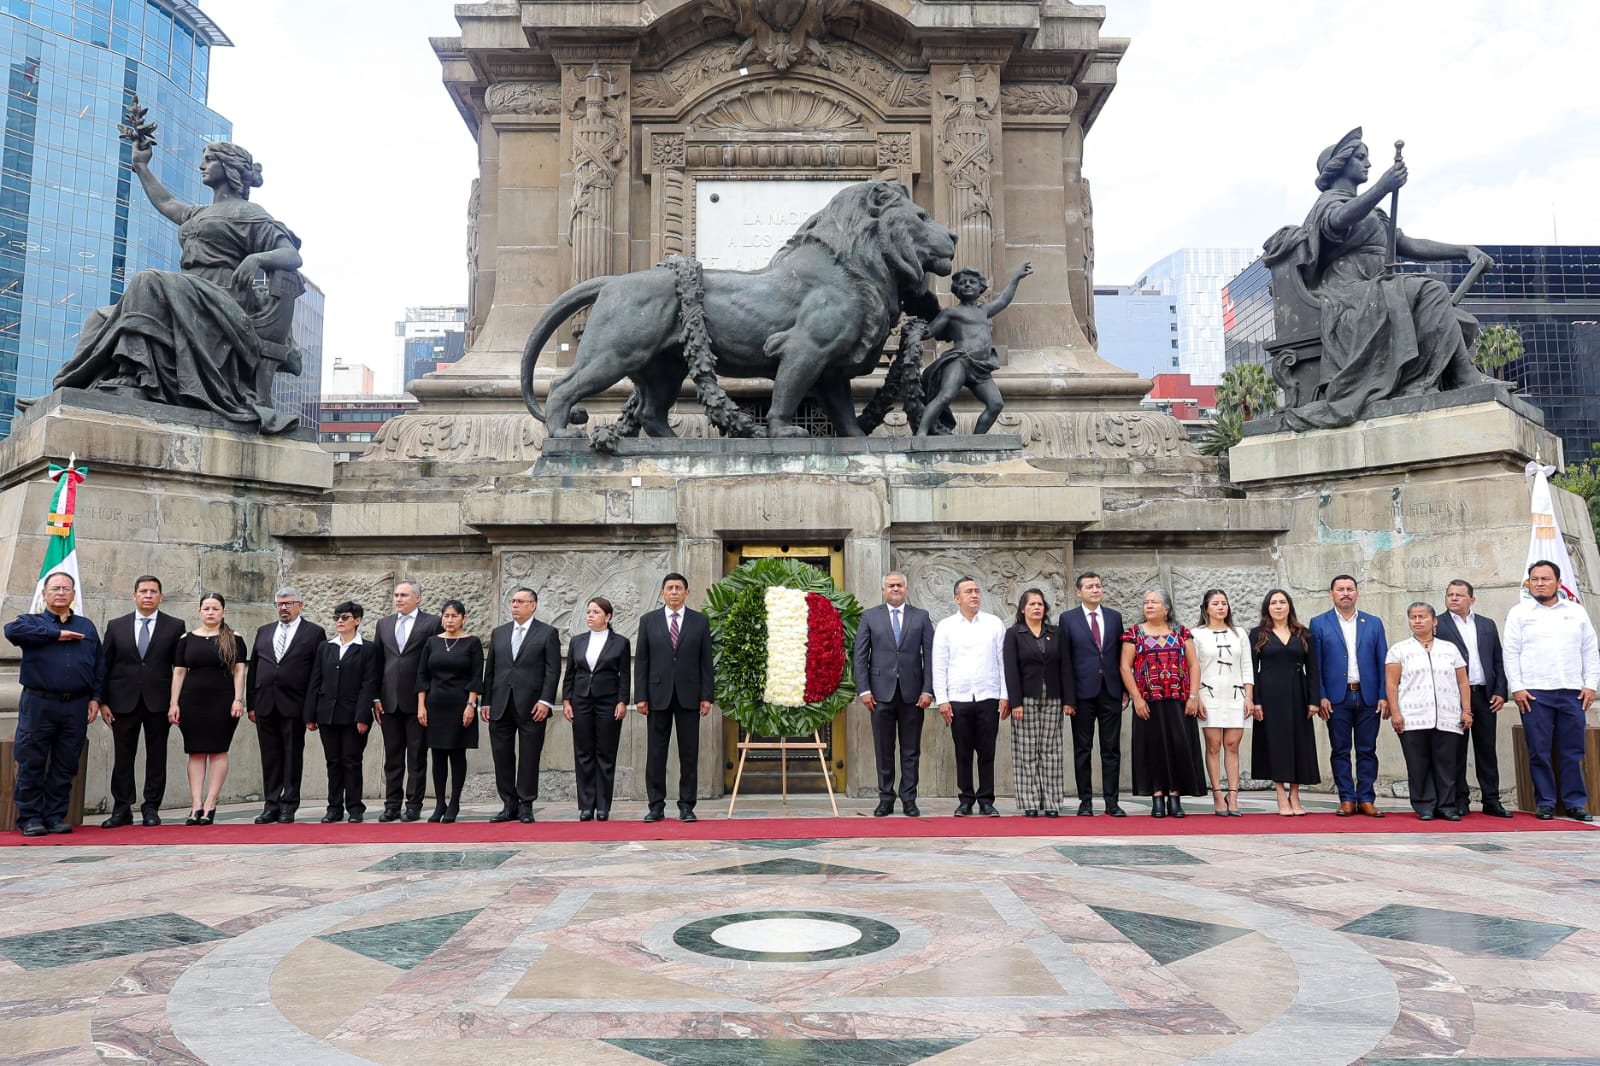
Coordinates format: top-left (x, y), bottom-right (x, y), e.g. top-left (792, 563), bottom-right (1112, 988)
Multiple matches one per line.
top-left (416, 599), bottom-right (482, 823)
top-left (1249, 589), bottom-right (1325, 816)
top-left (167, 592), bottom-right (248, 825)
top-left (562, 597), bottom-right (631, 822)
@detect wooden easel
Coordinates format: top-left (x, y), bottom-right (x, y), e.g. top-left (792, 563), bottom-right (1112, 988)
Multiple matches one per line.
top-left (726, 732), bottom-right (839, 817)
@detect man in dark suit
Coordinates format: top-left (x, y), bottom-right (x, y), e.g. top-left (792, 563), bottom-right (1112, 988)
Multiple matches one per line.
top-left (1311, 574), bottom-right (1390, 817)
top-left (1438, 579), bottom-right (1512, 817)
top-left (373, 580), bottom-right (441, 821)
top-left (97, 575), bottom-right (184, 828)
top-left (1059, 571), bottom-right (1126, 817)
top-left (480, 586), bottom-right (561, 823)
top-left (853, 571), bottom-right (934, 817)
top-left (635, 572), bottom-right (714, 823)
top-left (304, 601), bottom-right (380, 823)
top-left (246, 586), bottom-right (326, 824)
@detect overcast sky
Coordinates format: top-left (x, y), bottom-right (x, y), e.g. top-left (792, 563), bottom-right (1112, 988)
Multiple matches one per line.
top-left (201, 1), bottom-right (1600, 392)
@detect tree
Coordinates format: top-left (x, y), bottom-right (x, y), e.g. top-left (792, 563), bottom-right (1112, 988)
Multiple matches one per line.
top-left (1553, 443), bottom-right (1600, 534)
top-left (1474, 324), bottom-right (1526, 380)
top-left (1203, 363), bottom-right (1280, 454)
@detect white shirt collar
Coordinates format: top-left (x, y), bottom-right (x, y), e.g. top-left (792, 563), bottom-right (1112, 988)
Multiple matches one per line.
top-left (331, 632), bottom-right (364, 646)
top-left (397, 609), bottom-right (418, 623)
top-left (135, 609), bottom-right (159, 621)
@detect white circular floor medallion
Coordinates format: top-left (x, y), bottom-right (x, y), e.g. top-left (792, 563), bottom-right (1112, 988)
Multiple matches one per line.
top-left (711, 917), bottom-right (863, 953)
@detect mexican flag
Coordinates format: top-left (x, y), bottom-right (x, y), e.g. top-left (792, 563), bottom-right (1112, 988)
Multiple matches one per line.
top-left (1524, 461), bottom-right (1581, 603)
top-left (30, 454), bottom-right (87, 613)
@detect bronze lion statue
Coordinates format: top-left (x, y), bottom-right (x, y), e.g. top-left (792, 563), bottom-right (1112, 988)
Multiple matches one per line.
top-left (520, 181), bottom-right (956, 438)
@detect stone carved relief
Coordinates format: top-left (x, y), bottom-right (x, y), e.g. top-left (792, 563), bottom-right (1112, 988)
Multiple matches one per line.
top-left (633, 36), bottom-right (928, 112)
top-left (891, 548), bottom-right (1071, 624)
top-left (363, 413), bottom-right (546, 463)
top-left (485, 81), bottom-right (561, 115)
top-left (873, 410), bottom-right (1195, 459)
top-left (466, 179), bottom-right (480, 336)
top-left (287, 570), bottom-right (493, 638)
top-left (938, 65), bottom-right (996, 284)
top-left (707, 0), bottom-right (858, 72)
top-left (568, 65), bottom-right (627, 283)
top-left (690, 85), bottom-right (865, 132)
top-left (1079, 178), bottom-right (1097, 346)
top-left (1000, 83), bottom-right (1078, 115)
top-left (650, 132), bottom-right (686, 168)
top-left (1079, 567), bottom-right (1163, 619)
top-left (875, 131), bottom-right (911, 166)
top-left (816, 40), bottom-right (929, 109)
top-left (1169, 566), bottom-right (1280, 626)
top-left (499, 549), bottom-right (672, 640)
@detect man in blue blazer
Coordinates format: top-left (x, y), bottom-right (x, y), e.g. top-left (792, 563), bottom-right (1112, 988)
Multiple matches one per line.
top-left (1059, 572), bottom-right (1126, 817)
top-left (1437, 579), bottom-right (1512, 817)
top-left (1310, 574), bottom-right (1389, 816)
top-left (853, 572), bottom-right (935, 817)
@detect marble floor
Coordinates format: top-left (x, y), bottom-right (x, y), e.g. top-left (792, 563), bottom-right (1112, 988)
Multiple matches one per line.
top-left (2, 799), bottom-right (1599, 1065)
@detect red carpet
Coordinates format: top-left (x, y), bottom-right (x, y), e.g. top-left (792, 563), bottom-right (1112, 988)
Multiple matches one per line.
top-left (7, 810), bottom-right (1592, 847)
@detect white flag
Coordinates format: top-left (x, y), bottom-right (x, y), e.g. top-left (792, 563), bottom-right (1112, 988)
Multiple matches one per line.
top-left (1524, 462), bottom-right (1581, 603)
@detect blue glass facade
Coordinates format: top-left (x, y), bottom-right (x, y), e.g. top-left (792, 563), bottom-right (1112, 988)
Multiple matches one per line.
top-left (1224, 245), bottom-right (1600, 463)
top-left (0, 0), bottom-right (232, 434)
top-left (278, 274), bottom-right (322, 430)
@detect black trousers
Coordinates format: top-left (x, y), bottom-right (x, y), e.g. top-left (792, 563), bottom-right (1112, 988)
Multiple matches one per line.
top-left (871, 694), bottom-right (923, 804)
top-left (255, 711), bottom-right (306, 814)
top-left (571, 697), bottom-right (625, 814)
top-left (1454, 685), bottom-right (1501, 808)
top-left (646, 703), bottom-right (700, 813)
top-left (1071, 689), bottom-right (1124, 801)
top-left (488, 706), bottom-right (548, 811)
top-left (379, 711), bottom-right (428, 811)
top-left (1399, 727), bottom-right (1461, 816)
top-left (12, 691), bottom-right (89, 826)
top-left (318, 724), bottom-right (368, 816)
top-left (108, 700), bottom-right (170, 816)
top-left (950, 699), bottom-right (999, 805)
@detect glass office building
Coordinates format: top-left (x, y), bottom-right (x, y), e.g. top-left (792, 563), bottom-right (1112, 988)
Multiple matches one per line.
top-left (1224, 245), bottom-right (1600, 462)
top-left (278, 275), bottom-right (323, 430)
top-left (0, 0), bottom-right (233, 435)
top-left (1130, 248), bottom-right (1258, 385)
top-left (1092, 284), bottom-right (1178, 380)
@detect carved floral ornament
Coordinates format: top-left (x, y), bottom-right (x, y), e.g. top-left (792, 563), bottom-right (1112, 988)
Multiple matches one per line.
top-left (689, 85), bottom-right (865, 132)
top-left (632, 36), bottom-right (929, 113)
top-left (484, 81), bottom-right (561, 116)
top-left (1000, 83), bottom-right (1078, 116)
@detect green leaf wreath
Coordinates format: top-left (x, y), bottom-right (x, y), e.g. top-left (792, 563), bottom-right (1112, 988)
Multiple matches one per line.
top-left (704, 558), bottom-right (862, 737)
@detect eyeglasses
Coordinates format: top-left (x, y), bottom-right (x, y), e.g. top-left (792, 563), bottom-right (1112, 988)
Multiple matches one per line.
top-left (275, 600), bottom-right (301, 607)
top-left (334, 613), bottom-right (356, 622)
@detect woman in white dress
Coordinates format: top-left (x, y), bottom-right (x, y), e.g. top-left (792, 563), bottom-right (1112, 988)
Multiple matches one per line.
top-left (1384, 602), bottom-right (1472, 821)
top-left (1191, 589), bottom-right (1254, 816)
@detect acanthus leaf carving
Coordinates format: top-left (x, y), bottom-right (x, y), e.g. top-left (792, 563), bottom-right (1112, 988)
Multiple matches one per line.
top-left (634, 36), bottom-right (927, 114)
top-left (485, 81), bottom-right (561, 116)
top-left (706, 0), bottom-right (859, 72)
top-left (1000, 83), bottom-right (1078, 116)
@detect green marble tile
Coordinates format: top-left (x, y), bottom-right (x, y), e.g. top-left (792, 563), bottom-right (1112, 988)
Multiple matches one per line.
top-left (0, 912), bottom-right (227, 971)
top-left (1457, 842), bottom-right (1510, 852)
top-left (695, 858), bottom-right (879, 876)
top-left (1089, 905), bottom-right (1250, 966)
top-left (318, 908), bottom-right (482, 970)
top-left (605, 1038), bottom-right (968, 1065)
top-left (1055, 844), bottom-right (1203, 867)
top-left (672, 910), bottom-right (900, 963)
top-left (55, 855), bottom-right (109, 863)
top-left (1339, 904), bottom-right (1579, 960)
top-left (731, 839), bottom-right (822, 850)
top-left (363, 850), bottom-right (516, 872)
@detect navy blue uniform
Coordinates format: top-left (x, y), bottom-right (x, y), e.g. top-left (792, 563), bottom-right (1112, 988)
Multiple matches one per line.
top-left (5, 610), bottom-right (102, 830)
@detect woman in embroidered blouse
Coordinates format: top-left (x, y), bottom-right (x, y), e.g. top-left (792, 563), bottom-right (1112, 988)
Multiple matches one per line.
top-left (1120, 588), bottom-right (1206, 818)
top-left (1192, 589), bottom-right (1254, 817)
top-left (1384, 602), bottom-right (1472, 821)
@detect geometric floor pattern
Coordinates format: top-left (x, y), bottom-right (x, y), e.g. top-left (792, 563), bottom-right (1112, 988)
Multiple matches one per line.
top-left (2, 822), bottom-right (1600, 1064)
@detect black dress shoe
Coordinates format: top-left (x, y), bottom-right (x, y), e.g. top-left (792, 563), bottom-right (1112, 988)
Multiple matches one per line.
top-left (142, 812), bottom-right (162, 827)
top-left (279, 812), bottom-right (295, 825)
top-left (1482, 803), bottom-right (1514, 819)
top-left (903, 804), bottom-right (920, 817)
top-left (1565, 807), bottom-right (1595, 822)
top-left (377, 809), bottom-right (400, 823)
top-left (347, 812), bottom-right (364, 823)
top-left (953, 802), bottom-right (973, 817)
top-left (643, 810), bottom-right (665, 823)
top-left (1455, 807), bottom-right (1471, 819)
top-left (401, 808), bottom-right (421, 823)
top-left (254, 810), bottom-right (280, 825)
top-left (1417, 811), bottom-right (1435, 821)
top-left (20, 822), bottom-right (47, 837)
top-left (1043, 809), bottom-right (1059, 818)
top-left (680, 811), bottom-right (698, 823)
top-left (1439, 810), bottom-right (1461, 822)
top-left (45, 819), bottom-right (72, 834)
top-left (101, 811), bottom-right (133, 829)
top-left (1106, 803), bottom-right (1126, 818)
top-left (579, 810), bottom-right (595, 822)
top-left (518, 811), bottom-right (536, 824)
top-left (1024, 809), bottom-right (1039, 818)
top-left (428, 806), bottom-right (446, 823)
top-left (978, 802), bottom-right (1000, 817)
top-left (596, 811), bottom-right (609, 821)
top-left (1535, 806), bottom-right (1555, 820)
top-left (320, 810), bottom-right (343, 823)
top-left (873, 801), bottom-right (893, 817)
top-left (1077, 799), bottom-right (1094, 817)
top-left (488, 808), bottom-right (516, 823)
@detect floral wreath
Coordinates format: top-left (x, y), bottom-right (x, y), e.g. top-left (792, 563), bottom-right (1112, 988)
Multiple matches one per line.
top-left (703, 558), bottom-right (862, 737)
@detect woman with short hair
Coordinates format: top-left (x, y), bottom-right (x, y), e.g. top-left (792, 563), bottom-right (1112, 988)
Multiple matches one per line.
top-left (1120, 588), bottom-right (1206, 818)
top-left (416, 599), bottom-right (482, 823)
top-left (1385, 602), bottom-right (1472, 821)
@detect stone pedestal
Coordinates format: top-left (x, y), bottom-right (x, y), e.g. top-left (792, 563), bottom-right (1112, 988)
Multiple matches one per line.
top-left (1230, 398), bottom-right (1600, 799)
top-left (0, 390), bottom-right (335, 814)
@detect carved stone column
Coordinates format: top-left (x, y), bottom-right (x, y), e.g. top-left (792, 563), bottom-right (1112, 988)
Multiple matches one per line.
top-left (564, 62), bottom-right (630, 286)
top-left (931, 62), bottom-right (1002, 291)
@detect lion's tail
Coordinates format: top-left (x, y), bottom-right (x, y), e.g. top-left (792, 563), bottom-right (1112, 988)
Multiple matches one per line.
top-left (520, 276), bottom-right (608, 423)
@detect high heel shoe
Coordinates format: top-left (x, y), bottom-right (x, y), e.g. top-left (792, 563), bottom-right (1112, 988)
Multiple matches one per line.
top-left (185, 810), bottom-right (202, 826)
top-left (1211, 788), bottom-right (1227, 816)
top-left (1167, 795), bottom-right (1185, 819)
top-left (1151, 797), bottom-right (1166, 818)
top-left (428, 804), bottom-right (446, 823)
top-left (1226, 788), bottom-right (1242, 817)
top-left (198, 809), bottom-right (215, 826)
top-left (442, 801), bottom-right (459, 824)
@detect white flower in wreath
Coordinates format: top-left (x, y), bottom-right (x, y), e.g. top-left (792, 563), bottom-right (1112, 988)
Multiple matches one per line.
top-left (762, 586), bottom-right (811, 706)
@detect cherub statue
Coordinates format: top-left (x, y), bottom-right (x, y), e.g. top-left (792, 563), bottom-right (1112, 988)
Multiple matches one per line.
top-left (916, 261), bottom-right (1032, 435)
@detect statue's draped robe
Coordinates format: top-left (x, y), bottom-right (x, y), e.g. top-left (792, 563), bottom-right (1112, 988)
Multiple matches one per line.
top-left (1267, 190), bottom-right (1478, 430)
top-left (55, 201), bottom-right (303, 433)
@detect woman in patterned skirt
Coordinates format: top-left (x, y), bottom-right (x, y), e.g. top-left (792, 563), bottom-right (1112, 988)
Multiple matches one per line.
top-left (1120, 588), bottom-right (1207, 818)
top-left (1002, 588), bottom-right (1070, 817)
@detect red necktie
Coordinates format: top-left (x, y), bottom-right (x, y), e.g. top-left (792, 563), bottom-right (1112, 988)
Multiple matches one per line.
top-left (1090, 610), bottom-right (1101, 648)
top-left (670, 612), bottom-right (680, 649)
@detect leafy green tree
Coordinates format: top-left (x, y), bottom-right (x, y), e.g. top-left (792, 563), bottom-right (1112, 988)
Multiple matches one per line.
top-left (1200, 409), bottom-right (1243, 456)
top-left (1202, 363), bottom-right (1280, 455)
top-left (1474, 324), bottom-right (1526, 380)
top-left (1553, 443), bottom-right (1600, 534)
